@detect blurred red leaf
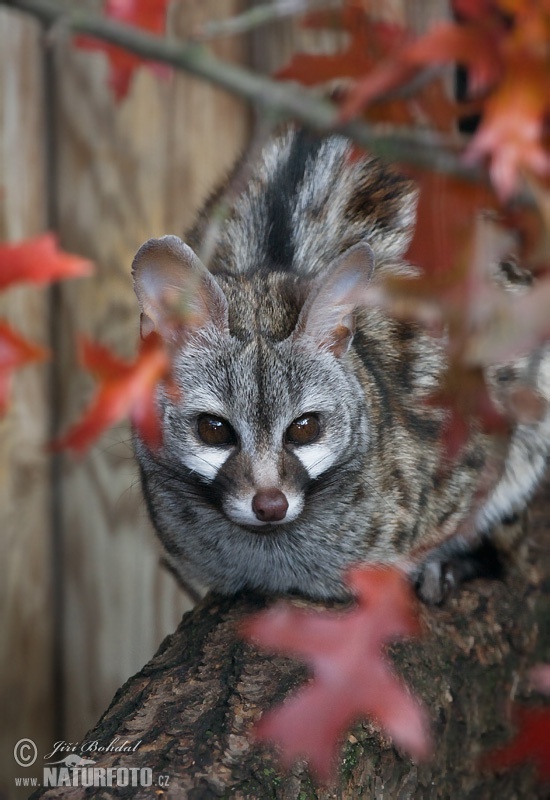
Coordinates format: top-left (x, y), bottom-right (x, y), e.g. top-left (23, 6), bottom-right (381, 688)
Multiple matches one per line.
top-left (427, 368), bottom-right (510, 461)
top-left (465, 58), bottom-right (550, 199)
top-left (406, 173), bottom-right (497, 278)
top-left (0, 322), bottom-right (49, 414)
top-left (520, 177), bottom-right (550, 273)
top-left (0, 233), bottom-right (93, 291)
top-left (453, 0), bottom-right (501, 21)
top-left (364, 200), bottom-right (522, 459)
top-left (483, 705), bottom-right (550, 782)
top-left (328, 1), bottom-right (550, 198)
top-left (53, 331), bottom-right (169, 454)
top-left (275, 3), bottom-right (459, 130)
top-left (339, 21), bottom-right (501, 122)
top-left (74, 0), bottom-right (171, 100)
top-left (242, 566), bottom-right (431, 783)
top-left (276, 6), bottom-right (407, 85)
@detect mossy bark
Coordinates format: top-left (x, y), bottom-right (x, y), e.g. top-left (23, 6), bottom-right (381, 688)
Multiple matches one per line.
top-left (32, 480), bottom-right (550, 799)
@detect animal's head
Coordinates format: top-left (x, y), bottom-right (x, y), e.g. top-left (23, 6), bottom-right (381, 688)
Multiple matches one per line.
top-left (132, 235), bottom-right (374, 530)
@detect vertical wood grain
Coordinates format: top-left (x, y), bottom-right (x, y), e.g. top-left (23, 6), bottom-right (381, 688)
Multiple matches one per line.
top-left (52, 0), bottom-right (249, 741)
top-left (0, 9), bottom-right (52, 799)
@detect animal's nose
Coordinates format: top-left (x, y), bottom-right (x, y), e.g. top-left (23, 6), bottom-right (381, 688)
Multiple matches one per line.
top-left (252, 488), bottom-right (289, 522)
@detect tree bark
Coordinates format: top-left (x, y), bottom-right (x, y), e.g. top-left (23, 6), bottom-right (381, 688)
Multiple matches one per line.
top-left (32, 479), bottom-right (550, 800)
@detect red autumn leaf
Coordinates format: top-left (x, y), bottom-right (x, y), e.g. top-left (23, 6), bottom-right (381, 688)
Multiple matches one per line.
top-left (426, 368), bottom-right (510, 462)
top-left (406, 172), bottom-right (497, 278)
top-left (0, 322), bottom-right (49, 414)
top-left (337, 2), bottom-right (550, 198)
top-left (276, 4), bottom-right (459, 130)
top-left (482, 705), bottom-right (550, 782)
top-left (276, 6), bottom-right (407, 86)
top-left (453, 0), bottom-right (501, 21)
top-left (339, 21), bottom-right (502, 123)
top-left (53, 331), bottom-right (169, 454)
top-left (0, 233), bottom-right (93, 291)
top-left (363, 193), bottom-right (524, 459)
top-left (242, 566), bottom-right (431, 783)
top-left (74, 0), bottom-right (171, 100)
top-left (464, 58), bottom-right (550, 200)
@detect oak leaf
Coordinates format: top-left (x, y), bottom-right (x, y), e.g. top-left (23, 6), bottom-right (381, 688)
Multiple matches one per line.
top-left (333, 1), bottom-right (550, 198)
top-left (53, 332), bottom-right (169, 454)
top-left (483, 706), bottom-right (550, 782)
top-left (0, 322), bottom-right (49, 413)
top-left (242, 566), bottom-right (431, 783)
top-left (339, 21), bottom-right (501, 122)
top-left (464, 57), bottom-right (550, 199)
top-left (74, 0), bottom-right (171, 100)
top-left (0, 233), bottom-right (93, 290)
top-left (276, 3), bottom-right (459, 130)
top-left (363, 197), bottom-right (525, 459)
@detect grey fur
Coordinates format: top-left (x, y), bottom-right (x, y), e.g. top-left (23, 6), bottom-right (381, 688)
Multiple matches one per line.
top-left (132, 128), bottom-right (550, 602)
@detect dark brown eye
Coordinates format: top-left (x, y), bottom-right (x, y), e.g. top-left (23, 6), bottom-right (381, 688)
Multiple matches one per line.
top-left (285, 414), bottom-right (321, 446)
top-left (197, 415), bottom-right (236, 446)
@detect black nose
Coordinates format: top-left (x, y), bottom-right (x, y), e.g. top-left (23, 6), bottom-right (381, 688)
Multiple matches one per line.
top-left (252, 488), bottom-right (289, 522)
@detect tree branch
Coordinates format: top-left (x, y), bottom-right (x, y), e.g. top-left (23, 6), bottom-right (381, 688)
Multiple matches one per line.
top-left (2, 0), bottom-right (486, 185)
top-left (29, 480), bottom-right (550, 799)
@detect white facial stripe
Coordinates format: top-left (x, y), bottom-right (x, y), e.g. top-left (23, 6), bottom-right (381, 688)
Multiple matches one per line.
top-left (293, 442), bottom-right (337, 479)
top-left (182, 447), bottom-right (230, 481)
top-left (223, 492), bottom-right (304, 527)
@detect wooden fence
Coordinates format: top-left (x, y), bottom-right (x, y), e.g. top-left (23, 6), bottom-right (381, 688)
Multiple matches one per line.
top-left (0, 2), bottom-right (442, 797)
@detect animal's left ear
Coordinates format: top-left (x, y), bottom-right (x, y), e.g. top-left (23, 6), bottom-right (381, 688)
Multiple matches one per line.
top-left (294, 242), bottom-right (375, 357)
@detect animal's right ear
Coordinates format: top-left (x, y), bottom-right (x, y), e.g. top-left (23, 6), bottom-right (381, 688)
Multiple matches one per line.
top-left (293, 242), bottom-right (375, 357)
top-left (132, 235), bottom-right (228, 340)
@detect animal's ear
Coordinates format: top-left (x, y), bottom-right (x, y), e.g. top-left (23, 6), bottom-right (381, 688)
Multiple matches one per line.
top-left (132, 235), bottom-right (228, 340)
top-left (294, 242), bottom-right (375, 357)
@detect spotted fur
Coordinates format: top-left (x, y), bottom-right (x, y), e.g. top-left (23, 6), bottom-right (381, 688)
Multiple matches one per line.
top-left (132, 128), bottom-right (550, 602)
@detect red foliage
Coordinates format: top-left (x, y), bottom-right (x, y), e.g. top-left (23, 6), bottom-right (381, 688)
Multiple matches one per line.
top-left (0, 323), bottom-right (49, 413)
top-left (275, 3), bottom-right (459, 130)
top-left (0, 233), bottom-right (92, 414)
top-left (339, 20), bottom-right (503, 119)
top-left (276, 6), bottom-right (407, 85)
top-left (242, 566), bottom-right (431, 783)
top-left (483, 706), bottom-right (550, 782)
top-left (341, 0), bottom-right (550, 198)
top-left (277, 0), bottom-right (550, 199)
top-left (0, 233), bottom-right (93, 290)
top-left (464, 57), bottom-right (550, 199)
top-left (75, 0), bottom-right (171, 100)
top-left (405, 172), bottom-right (497, 278)
top-left (53, 332), bottom-right (169, 454)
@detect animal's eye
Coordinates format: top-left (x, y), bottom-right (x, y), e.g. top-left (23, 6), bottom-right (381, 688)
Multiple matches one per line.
top-left (197, 414), bottom-right (236, 446)
top-left (285, 414), bottom-right (321, 446)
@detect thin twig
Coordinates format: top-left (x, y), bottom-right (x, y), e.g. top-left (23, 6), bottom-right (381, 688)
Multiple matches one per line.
top-left (2, 0), bottom-right (519, 198)
top-left (194, 0), bottom-right (338, 41)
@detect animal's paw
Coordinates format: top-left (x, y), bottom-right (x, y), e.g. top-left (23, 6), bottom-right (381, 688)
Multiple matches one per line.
top-left (414, 559), bottom-right (458, 606)
top-left (414, 540), bottom-right (505, 606)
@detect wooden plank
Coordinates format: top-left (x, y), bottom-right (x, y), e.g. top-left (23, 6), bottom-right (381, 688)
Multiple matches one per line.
top-left (0, 9), bottom-right (52, 799)
top-left (52, 0), bottom-right (249, 741)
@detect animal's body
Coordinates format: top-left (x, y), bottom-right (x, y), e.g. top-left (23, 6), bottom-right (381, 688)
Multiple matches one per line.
top-left (132, 128), bottom-right (550, 603)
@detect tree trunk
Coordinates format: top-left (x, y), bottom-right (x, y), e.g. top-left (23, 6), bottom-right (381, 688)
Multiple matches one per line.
top-left (32, 479), bottom-right (550, 800)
